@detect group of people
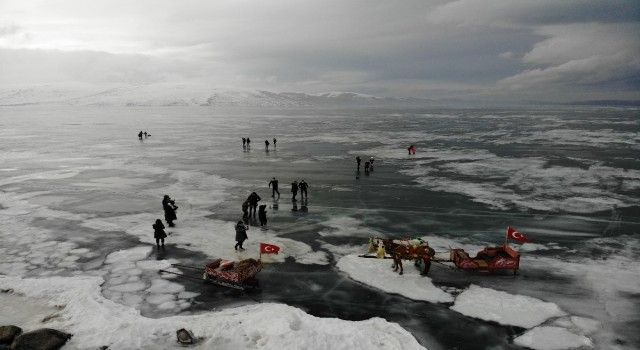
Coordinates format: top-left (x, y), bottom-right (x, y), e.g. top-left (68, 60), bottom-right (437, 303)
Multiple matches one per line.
top-left (356, 156), bottom-right (376, 173)
top-left (237, 191), bottom-right (267, 250)
top-left (242, 137), bottom-right (277, 150)
top-left (266, 177), bottom-right (309, 201)
top-left (153, 195), bottom-right (178, 250)
top-left (137, 131), bottom-right (151, 140)
top-left (235, 177), bottom-right (311, 250)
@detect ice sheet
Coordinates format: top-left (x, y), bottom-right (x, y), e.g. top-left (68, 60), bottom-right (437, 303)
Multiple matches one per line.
top-left (450, 285), bottom-right (565, 328)
top-left (0, 276), bottom-right (426, 350)
top-left (514, 326), bottom-right (593, 350)
top-left (337, 254), bottom-right (454, 303)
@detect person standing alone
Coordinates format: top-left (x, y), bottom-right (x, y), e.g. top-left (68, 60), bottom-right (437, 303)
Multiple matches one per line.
top-left (269, 177), bottom-right (280, 198)
top-left (258, 205), bottom-right (268, 227)
top-left (153, 219), bottom-right (167, 250)
top-left (234, 221), bottom-right (248, 250)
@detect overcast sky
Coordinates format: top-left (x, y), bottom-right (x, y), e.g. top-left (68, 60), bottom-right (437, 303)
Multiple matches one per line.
top-left (1, 0), bottom-right (638, 102)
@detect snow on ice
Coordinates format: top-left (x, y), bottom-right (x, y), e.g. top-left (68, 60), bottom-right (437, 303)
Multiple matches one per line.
top-left (337, 254), bottom-right (454, 303)
top-left (450, 285), bottom-right (565, 328)
top-left (514, 326), bottom-right (592, 350)
top-left (0, 276), bottom-right (426, 350)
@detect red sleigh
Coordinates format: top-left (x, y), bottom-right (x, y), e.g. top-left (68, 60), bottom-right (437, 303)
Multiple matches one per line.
top-left (450, 244), bottom-right (520, 275)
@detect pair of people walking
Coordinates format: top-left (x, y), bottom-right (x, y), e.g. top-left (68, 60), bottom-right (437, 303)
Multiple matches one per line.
top-left (290, 179), bottom-right (308, 201)
top-left (264, 138), bottom-right (277, 150)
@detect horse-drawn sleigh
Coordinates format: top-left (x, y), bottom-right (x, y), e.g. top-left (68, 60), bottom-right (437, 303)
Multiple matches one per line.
top-left (361, 227), bottom-right (527, 276)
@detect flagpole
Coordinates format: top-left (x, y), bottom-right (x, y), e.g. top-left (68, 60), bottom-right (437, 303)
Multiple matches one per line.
top-left (504, 227), bottom-right (509, 248)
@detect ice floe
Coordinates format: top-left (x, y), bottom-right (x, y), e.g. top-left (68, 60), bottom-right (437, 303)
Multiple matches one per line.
top-left (450, 285), bottom-right (565, 328)
top-left (514, 326), bottom-right (593, 350)
top-left (0, 276), bottom-right (426, 350)
top-left (86, 212), bottom-right (329, 265)
top-left (318, 215), bottom-right (380, 237)
top-left (337, 254), bottom-right (454, 303)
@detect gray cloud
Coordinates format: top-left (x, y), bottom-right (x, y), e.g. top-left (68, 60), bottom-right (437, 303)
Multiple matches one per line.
top-left (0, 0), bottom-right (637, 102)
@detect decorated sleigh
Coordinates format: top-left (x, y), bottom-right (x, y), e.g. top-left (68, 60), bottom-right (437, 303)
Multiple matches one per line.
top-left (202, 258), bottom-right (263, 290)
top-left (449, 244), bottom-right (520, 275)
top-left (447, 227), bottom-right (528, 275)
top-left (161, 243), bottom-right (280, 291)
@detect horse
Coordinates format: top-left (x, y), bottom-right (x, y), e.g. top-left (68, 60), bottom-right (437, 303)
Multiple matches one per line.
top-left (382, 238), bottom-right (434, 275)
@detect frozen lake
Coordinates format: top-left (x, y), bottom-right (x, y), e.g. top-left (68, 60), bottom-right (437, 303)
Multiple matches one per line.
top-left (1, 106), bottom-right (639, 350)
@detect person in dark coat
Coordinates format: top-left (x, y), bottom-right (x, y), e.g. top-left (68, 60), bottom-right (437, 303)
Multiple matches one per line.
top-left (242, 200), bottom-right (249, 218)
top-left (234, 221), bottom-right (248, 250)
top-left (153, 219), bottom-right (167, 250)
top-left (364, 161), bottom-right (370, 173)
top-left (138, 131), bottom-right (143, 140)
top-left (356, 156), bottom-right (361, 170)
top-left (269, 177), bottom-right (280, 198)
top-left (246, 137), bottom-right (251, 147)
top-left (291, 180), bottom-right (299, 202)
top-left (258, 205), bottom-right (267, 227)
top-left (299, 180), bottom-right (308, 200)
top-left (162, 195), bottom-right (178, 227)
top-left (273, 138), bottom-right (277, 148)
top-left (265, 139), bottom-right (270, 150)
top-left (247, 192), bottom-right (261, 216)
top-left (242, 137), bottom-right (246, 147)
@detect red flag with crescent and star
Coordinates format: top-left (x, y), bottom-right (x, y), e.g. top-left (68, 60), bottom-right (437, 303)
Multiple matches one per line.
top-left (260, 243), bottom-right (281, 254)
top-left (506, 226), bottom-right (529, 243)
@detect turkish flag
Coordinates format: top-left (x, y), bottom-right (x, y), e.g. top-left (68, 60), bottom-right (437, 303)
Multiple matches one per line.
top-left (260, 243), bottom-right (281, 254)
top-left (507, 226), bottom-right (529, 243)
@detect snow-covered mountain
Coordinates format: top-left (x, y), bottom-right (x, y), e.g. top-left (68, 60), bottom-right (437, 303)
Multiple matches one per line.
top-left (0, 85), bottom-right (432, 108)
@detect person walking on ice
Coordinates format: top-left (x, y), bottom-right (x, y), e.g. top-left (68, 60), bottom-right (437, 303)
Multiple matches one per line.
top-left (234, 221), bottom-right (248, 250)
top-left (247, 192), bottom-right (261, 216)
top-left (269, 177), bottom-right (280, 198)
top-left (291, 180), bottom-right (299, 202)
top-left (258, 205), bottom-right (268, 227)
top-left (299, 180), bottom-right (309, 200)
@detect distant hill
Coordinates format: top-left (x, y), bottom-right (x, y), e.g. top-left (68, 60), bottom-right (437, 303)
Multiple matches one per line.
top-left (0, 85), bottom-right (434, 108)
top-left (566, 100), bottom-right (640, 107)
